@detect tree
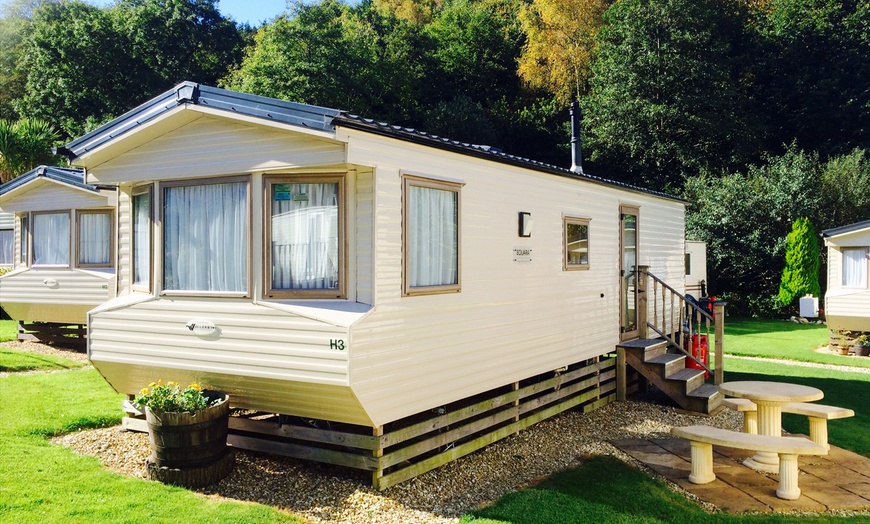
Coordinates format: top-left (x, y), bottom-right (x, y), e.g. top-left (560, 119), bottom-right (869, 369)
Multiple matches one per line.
top-left (517, 0), bottom-right (611, 106)
top-left (0, 0), bottom-right (49, 119)
top-left (582, 0), bottom-right (757, 190)
top-left (0, 117), bottom-right (60, 183)
top-left (778, 218), bottom-right (821, 310)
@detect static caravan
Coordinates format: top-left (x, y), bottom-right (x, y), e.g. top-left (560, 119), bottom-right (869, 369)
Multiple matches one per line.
top-left (0, 211), bottom-right (13, 269)
top-left (0, 166), bottom-right (117, 342)
top-left (62, 82), bottom-right (689, 487)
top-left (823, 220), bottom-right (870, 331)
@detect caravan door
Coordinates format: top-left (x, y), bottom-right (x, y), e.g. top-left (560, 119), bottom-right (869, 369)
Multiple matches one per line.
top-left (619, 206), bottom-right (639, 340)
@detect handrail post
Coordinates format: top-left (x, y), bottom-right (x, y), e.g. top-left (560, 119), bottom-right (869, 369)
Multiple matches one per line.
top-left (637, 265), bottom-right (649, 339)
top-left (714, 301), bottom-right (726, 385)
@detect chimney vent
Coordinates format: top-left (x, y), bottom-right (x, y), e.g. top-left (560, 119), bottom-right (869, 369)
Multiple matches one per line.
top-left (570, 101), bottom-right (583, 174)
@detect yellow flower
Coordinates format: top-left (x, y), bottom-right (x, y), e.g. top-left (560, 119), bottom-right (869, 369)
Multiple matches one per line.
top-left (189, 383), bottom-right (202, 391)
top-left (140, 388), bottom-right (148, 395)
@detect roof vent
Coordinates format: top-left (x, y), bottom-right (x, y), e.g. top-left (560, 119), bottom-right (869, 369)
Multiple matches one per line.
top-left (570, 101), bottom-right (583, 174)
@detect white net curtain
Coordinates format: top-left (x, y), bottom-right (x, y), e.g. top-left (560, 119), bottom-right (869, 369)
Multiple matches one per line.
top-left (78, 212), bottom-right (111, 265)
top-left (32, 212), bottom-right (69, 266)
top-left (0, 229), bottom-right (12, 265)
top-left (842, 247), bottom-right (869, 287)
top-left (407, 185), bottom-right (458, 287)
top-left (270, 182), bottom-right (339, 291)
top-left (132, 191), bottom-right (151, 286)
top-left (163, 182), bottom-right (247, 292)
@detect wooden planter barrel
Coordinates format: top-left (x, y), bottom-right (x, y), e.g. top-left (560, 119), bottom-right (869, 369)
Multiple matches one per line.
top-left (145, 391), bottom-right (234, 488)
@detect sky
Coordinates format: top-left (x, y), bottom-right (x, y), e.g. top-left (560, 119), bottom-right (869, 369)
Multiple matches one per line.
top-left (80, 0), bottom-right (290, 26)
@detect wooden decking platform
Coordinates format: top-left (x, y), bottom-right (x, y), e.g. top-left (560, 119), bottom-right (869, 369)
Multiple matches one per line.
top-left (612, 436), bottom-right (870, 513)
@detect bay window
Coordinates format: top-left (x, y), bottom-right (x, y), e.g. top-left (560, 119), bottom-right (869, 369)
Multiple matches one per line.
top-left (163, 178), bottom-right (248, 294)
top-left (265, 176), bottom-right (343, 298)
top-left (0, 229), bottom-right (12, 266)
top-left (132, 187), bottom-right (152, 289)
top-left (77, 210), bottom-right (113, 267)
top-left (842, 247), bottom-right (869, 288)
top-left (32, 211), bottom-right (69, 266)
top-left (403, 176), bottom-right (461, 296)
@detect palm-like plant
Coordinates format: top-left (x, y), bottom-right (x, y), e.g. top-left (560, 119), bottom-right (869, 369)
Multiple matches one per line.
top-left (0, 118), bottom-right (60, 183)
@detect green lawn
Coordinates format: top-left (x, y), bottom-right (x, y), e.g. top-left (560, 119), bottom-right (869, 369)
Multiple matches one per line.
top-left (0, 319), bottom-right (17, 342)
top-left (722, 318), bottom-right (870, 368)
top-left (0, 348), bottom-right (86, 372)
top-left (0, 369), bottom-right (302, 523)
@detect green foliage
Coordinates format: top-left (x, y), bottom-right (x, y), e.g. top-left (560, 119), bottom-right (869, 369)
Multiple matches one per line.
top-left (0, 116), bottom-right (60, 182)
top-left (819, 148), bottom-right (870, 229)
top-left (582, 0), bottom-right (756, 188)
top-left (133, 380), bottom-right (216, 413)
top-left (778, 217), bottom-right (821, 309)
top-left (17, 0), bottom-right (243, 138)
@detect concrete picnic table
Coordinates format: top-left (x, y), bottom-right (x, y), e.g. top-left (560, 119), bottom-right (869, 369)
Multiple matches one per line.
top-left (718, 380), bottom-right (823, 473)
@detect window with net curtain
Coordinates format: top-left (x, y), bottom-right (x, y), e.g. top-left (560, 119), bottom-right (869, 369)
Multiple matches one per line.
top-left (77, 211), bottom-right (112, 266)
top-left (0, 229), bottom-right (12, 266)
top-left (163, 180), bottom-right (248, 293)
top-left (132, 189), bottom-right (151, 288)
top-left (32, 212), bottom-right (69, 266)
top-left (842, 247), bottom-right (869, 287)
top-left (404, 177), bottom-right (460, 295)
top-left (267, 179), bottom-right (340, 297)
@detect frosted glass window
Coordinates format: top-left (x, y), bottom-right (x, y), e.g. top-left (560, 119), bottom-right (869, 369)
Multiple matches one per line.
top-left (842, 247), bottom-right (868, 287)
top-left (163, 181), bottom-right (247, 293)
top-left (32, 212), bottom-right (69, 266)
top-left (78, 212), bottom-right (111, 266)
top-left (404, 178), bottom-right (460, 295)
top-left (0, 229), bottom-right (12, 266)
top-left (133, 190), bottom-right (151, 288)
top-left (268, 181), bottom-right (340, 294)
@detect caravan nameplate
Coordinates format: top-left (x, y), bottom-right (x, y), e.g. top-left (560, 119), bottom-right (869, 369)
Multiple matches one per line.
top-left (185, 319), bottom-right (217, 336)
top-left (513, 247), bottom-right (533, 263)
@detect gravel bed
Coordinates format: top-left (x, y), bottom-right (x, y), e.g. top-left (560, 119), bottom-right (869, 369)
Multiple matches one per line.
top-left (1, 339), bottom-right (89, 364)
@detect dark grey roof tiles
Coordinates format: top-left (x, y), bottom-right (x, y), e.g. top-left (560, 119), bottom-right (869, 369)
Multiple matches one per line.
top-left (0, 166), bottom-right (94, 195)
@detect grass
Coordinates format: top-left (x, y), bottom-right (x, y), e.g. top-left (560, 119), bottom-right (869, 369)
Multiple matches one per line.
top-left (0, 319), bottom-right (18, 342)
top-left (723, 318), bottom-right (870, 368)
top-left (0, 348), bottom-right (86, 372)
top-left (0, 368), bottom-right (302, 523)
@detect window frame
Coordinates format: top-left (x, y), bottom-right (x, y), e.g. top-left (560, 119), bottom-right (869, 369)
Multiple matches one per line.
top-left (0, 228), bottom-right (12, 267)
top-left (563, 216), bottom-right (591, 271)
top-left (402, 175), bottom-right (462, 297)
top-left (30, 210), bottom-right (71, 268)
top-left (131, 185), bottom-right (154, 293)
top-left (160, 176), bottom-right (252, 298)
top-left (75, 209), bottom-right (115, 269)
top-left (841, 246), bottom-right (869, 289)
top-left (263, 174), bottom-right (346, 300)
top-left (19, 214), bottom-right (28, 266)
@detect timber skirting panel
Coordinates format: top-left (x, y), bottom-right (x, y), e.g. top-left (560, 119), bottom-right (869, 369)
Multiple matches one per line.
top-left (124, 357), bottom-right (623, 489)
top-left (18, 322), bottom-right (86, 348)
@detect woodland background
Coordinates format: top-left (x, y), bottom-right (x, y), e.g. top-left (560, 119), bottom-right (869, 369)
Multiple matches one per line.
top-left (1, 0), bottom-right (869, 315)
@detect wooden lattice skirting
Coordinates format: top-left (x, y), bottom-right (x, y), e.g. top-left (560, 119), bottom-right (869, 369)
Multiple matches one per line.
top-left (18, 322), bottom-right (86, 349)
top-left (124, 355), bottom-right (637, 490)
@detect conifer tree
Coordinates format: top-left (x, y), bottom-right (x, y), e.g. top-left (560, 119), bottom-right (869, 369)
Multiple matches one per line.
top-left (778, 217), bottom-right (821, 310)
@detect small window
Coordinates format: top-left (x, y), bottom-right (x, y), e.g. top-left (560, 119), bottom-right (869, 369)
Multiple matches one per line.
top-left (685, 253), bottom-right (692, 276)
top-left (564, 217), bottom-right (590, 270)
top-left (19, 214), bottom-right (28, 265)
top-left (162, 178), bottom-right (248, 294)
top-left (403, 176), bottom-right (461, 296)
top-left (32, 211), bottom-right (70, 266)
top-left (77, 210), bottom-right (113, 267)
top-left (842, 247), bottom-right (869, 288)
top-left (265, 176), bottom-right (344, 299)
top-left (132, 187), bottom-right (153, 290)
top-left (0, 229), bottom-right (12, 266)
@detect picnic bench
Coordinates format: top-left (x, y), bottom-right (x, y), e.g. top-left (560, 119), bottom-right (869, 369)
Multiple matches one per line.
top-left (722, 398), bottom-right (854, 450)
top-left (671, 425), bottom-right (827, 500)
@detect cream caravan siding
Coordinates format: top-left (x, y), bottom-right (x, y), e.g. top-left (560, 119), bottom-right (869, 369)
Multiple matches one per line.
top-left (88, 297), bottom-right (370, 424)
top-left (355, 168), bottom-right (375, 305)
top-left (0, 212), bottom-right (12, 229)
top-left (0, 182), bottom-right (111, 212)
top-left (116, 189), bottom-right (132, 294)
top-left (0, 268), bottom-right (114, 323)
top-left (89, 115), bottom-right (345, 183)
top-left (343, 130), bottom-right (685, 426)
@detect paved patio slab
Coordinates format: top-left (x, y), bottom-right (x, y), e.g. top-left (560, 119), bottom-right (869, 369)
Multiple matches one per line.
top-left (612, 434), bottom-right (870, 513)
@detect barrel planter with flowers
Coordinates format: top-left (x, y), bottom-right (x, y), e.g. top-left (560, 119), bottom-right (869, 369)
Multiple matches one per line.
top-left (135, 381), bottom-right (234, 488)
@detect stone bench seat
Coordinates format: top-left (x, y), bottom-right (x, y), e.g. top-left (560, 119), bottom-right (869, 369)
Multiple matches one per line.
top-left (721, 398), bottom-right (854, 449)
top-left (671, 425), bottom-right (827, 500)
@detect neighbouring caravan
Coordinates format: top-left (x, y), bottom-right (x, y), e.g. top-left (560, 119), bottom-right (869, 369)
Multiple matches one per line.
top-left (0, 212), bottom-right (13, 269)
top-left (823, 220), bottom-right (870, 331)
top-left (685, 240), bottom-right (707, 297)
top-left (0, 166), bottom-right (117, 341)
top-left (62, 82), bottom-right (688, 487)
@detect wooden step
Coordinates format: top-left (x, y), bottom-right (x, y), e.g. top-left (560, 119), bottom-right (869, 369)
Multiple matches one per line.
top-left (685, 383), bottom-right (723, 414)
top-left (646, 353), bottom-right (686, 377)
top-left (617, 338), bottom-right (669, 360)
top-left (665, 367), bottom-right (707, 393)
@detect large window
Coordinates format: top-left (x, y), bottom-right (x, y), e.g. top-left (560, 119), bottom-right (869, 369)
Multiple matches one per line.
top-left (842, 247), bottom-right (869, 288)
top-left (0, 229), bottom-right (12, 266)
top-left (32, 211), bottom-right (69, 266)
top-left (403, 176), bottom-right (461, 296)
top-left (132, 188), bottom-right (152, 289)
top-left (77, 210), bottom-right (113, 267)
top-left (563, 217), bottom-right (590, 270)
top-left (265, 176), bottom-right (343, 298)
top-left (163, 179), bottom-right (248, 294)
